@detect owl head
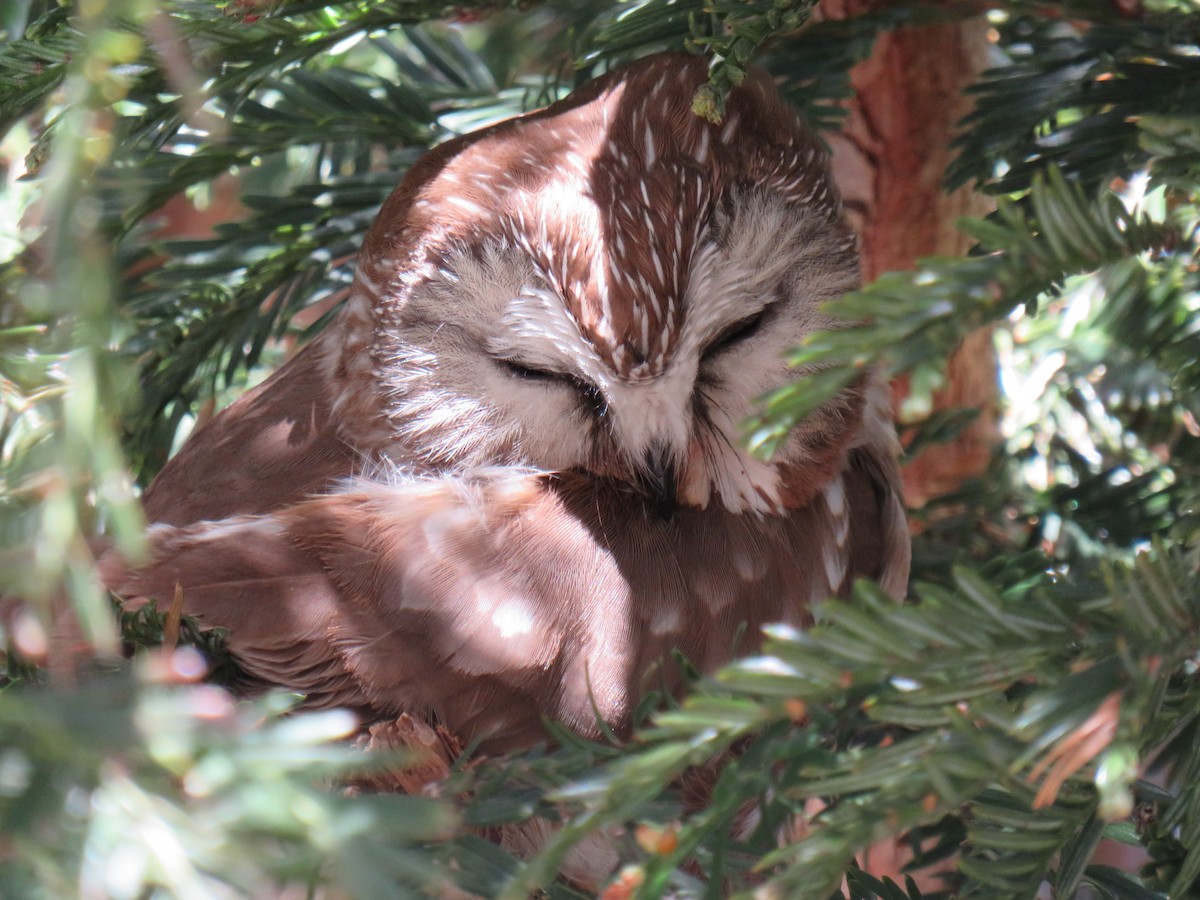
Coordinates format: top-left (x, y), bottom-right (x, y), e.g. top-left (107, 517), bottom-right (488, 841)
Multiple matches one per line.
top-left (329, 52), bottom-right (866, 516)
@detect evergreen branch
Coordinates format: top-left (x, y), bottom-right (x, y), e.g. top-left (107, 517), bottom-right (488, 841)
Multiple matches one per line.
top-left (120, 166), bottom-right (401, 478)
top-left (0, 7), bottom-right (75, 136)
top-left (1096, 255), bottom-right (1200, 402)
top-left (687, 0), bottom-right (817, 122)
top-left (109, 66), bottom-right (441, 228)
top-left (494, 548), bottom-right (1200, 898)
top-left (949, 14), bottom-right (1200, 194)
top-left (744, 167), bottom-right (1171, 457)
top-left (586, 0), bottom-right (702, 60)
top-left (0, 672), bottom-right (463, 898)
top-left (102, 22), bottom-right (511, 233)
top-left (586, 0), bottom-right (819, 122)
top-left (3, 2), bottom-right (522, 160)
top-left (760, 6), bottom-right (953, 134)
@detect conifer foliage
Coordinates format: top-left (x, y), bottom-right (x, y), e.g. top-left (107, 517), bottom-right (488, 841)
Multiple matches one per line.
top-left (2, 0), bottom-right (1199, 897)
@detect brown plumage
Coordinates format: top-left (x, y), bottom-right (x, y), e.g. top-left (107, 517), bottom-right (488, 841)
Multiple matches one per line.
top-left (108, 52), bottom-right (910, 753)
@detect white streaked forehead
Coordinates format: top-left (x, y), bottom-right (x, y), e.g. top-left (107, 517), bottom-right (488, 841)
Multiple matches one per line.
top-left (440, 189), bottom-right (832, 375)
top-left (490, 283), bottom-right (610, 383)
top-left (678, 193), bottom-right (840, 353)
top-left (503, 176), bottom-right (619, 347)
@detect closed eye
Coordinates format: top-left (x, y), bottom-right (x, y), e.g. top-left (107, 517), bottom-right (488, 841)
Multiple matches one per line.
top-left (705, 307), bottom-right (770, 356)
top-left (496, 358), bottom-right (607, 418)
top-left (499, 358), bottom-right (560, 381)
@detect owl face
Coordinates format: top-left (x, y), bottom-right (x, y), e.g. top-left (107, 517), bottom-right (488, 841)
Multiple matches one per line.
top-left (340, 54), bottom-right (862, 515)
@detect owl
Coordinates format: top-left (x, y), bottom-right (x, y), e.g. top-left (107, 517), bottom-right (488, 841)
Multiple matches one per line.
top-left (108, 52), bottom-right (910, 753)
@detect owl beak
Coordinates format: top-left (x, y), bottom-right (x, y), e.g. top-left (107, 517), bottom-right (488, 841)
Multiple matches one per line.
top-left (641, 444), bottom-right (678, 521)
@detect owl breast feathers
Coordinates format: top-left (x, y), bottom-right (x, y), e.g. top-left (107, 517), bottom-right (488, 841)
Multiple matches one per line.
top-left (109, 52), bottom-right (910, 752)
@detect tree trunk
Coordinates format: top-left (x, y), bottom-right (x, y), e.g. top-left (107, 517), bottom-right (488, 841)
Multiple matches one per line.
top-left (814, 5), bottom-right (996, 885)
top-left (821, 4), bottom-right (999, 509)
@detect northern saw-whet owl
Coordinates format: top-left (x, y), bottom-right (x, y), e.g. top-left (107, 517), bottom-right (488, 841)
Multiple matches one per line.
top-left (109, 52), bottom-right (911, 752)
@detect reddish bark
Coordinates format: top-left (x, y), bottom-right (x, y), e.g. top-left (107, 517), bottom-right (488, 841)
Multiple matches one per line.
top-left (821, 4), bottom-right (1000, 508)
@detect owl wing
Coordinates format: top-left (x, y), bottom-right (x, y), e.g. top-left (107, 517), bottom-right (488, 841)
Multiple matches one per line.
top-left (140, 329), bottom-right (357, 527)
top-left (116, 515), bottom-right (369, 709)
top-left (859, 389), bottom-right (912, 600)
top-left (844, 443), bottom-right (911, 600)
top-left (111, 429), bottom-right (908, 753)
top-left (109, 471), bottom-right (641, 751)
